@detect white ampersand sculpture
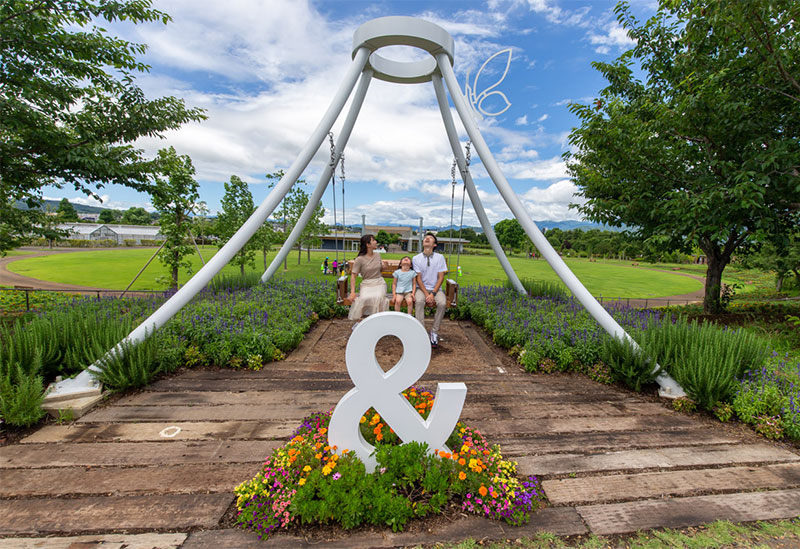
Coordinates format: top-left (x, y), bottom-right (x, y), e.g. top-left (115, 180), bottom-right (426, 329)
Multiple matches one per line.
top-left (328, 312), bottom-right (467, 472)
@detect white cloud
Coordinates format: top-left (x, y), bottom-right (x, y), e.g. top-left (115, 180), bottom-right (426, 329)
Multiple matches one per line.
top-left (500, 155), bottom-right (568, 180)
top-left (515, 115), bottom-right (529, 126)
top-left (588, 21), bottom-right (636, 54)
top-left (519, 179), bottom-right (585, 220)
top-left (537, 113), bottom-right (548, 122)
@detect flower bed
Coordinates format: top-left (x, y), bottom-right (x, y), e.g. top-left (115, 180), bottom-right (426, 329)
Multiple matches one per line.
top-left (454, 284), bottom-right (798, 442)
top-left (234, 387), bottom-right (545, 538)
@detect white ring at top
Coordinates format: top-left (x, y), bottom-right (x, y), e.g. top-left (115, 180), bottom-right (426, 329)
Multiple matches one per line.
top-left (352, 16), bottom-right (455, 84)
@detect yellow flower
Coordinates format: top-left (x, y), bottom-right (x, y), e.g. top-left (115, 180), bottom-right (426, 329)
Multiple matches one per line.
top-left (298, 478), bottom-right (306, 486)
top-left (469, 458), bottom-right (478, 469)
top-left (303, 465), bottom-right (311, 473)
top-left (360, 416), bottom-right (366, 424)
top-left (322, 465), bottom-right (332, 476)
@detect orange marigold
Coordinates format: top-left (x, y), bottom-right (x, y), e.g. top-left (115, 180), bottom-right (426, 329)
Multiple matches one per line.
top-left (458, 471), bottom-right (466, 480)
top-left (479, 486), bottom-right (488, 497)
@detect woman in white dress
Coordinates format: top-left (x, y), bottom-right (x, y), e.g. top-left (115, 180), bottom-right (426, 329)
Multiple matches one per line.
top-left (347, 234), bottom-right (389, 321)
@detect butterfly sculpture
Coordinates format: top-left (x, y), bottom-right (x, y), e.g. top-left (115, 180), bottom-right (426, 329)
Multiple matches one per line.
top-left (463, 48), bottom-right (513, 119)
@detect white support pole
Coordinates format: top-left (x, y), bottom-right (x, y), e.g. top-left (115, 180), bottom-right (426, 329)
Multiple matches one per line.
top-left (431, 74), bottom-right (525, 295)
top-left (436, 54), bottom-right (685, 398)
top-left (261, 68), bottom-right (374, 283)
top-left (45, 47), bottom-right (372, 400)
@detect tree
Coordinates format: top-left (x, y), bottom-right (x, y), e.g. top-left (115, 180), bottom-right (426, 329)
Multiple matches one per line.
top-left (98, 210), bottom-right (116, 224)
top-left (40, 207), bottom-right (69, 249)
top-left (151, 147), bottom-right (200, 288)
top-left (57, 199), bottom-right (79, 222)
top-left (0, 0), bottom-right (205, 256)
top-left (217, 175), bottom-right (256, 276)
top-left (565, 0), bottom-right (800, 313)
top-left (265, 171), bottom-right (320, 268)
top-left (121, 207), bottom-right (151, 225)
top-left (741, 232), bottom-right (800, 292)
top-left (375, 230), bottom-right (399, 248)
top-left (494, 218), bottom-right (526, 252)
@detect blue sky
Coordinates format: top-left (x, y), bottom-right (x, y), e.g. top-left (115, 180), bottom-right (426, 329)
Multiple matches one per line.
top-left (44, 0), bottom-right (657, 227)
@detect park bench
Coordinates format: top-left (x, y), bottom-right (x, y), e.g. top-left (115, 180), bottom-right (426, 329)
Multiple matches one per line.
top-left (336, 259), bottom-right (458, 308)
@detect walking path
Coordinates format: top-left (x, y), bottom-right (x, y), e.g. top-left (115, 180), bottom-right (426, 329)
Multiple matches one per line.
top-left (1, 318), bottom-right (798, 547)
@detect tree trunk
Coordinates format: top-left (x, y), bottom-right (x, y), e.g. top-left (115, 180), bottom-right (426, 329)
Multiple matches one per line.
top-left (263, 249), bottom-right (267, 270)
top-left (307, 245), bottom-right (311, 262)
top-left (297, 243), bottom-right (301, 265)
top-left (172, 250), bottom-right (179, 288)
top-left (699, 236), bottom-right (733, 314)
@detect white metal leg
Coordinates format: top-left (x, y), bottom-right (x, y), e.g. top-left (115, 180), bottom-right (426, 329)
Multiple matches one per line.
top-left (45, 48), bottom-right (372, 399)
top-left (431, 74), bottom-right (526, 295)
top-left (261, 69), bottom-right (374, 283)
top-left (436, 54), bottom-right (685, 398)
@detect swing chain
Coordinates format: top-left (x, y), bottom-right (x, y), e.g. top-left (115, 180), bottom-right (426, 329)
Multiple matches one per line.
top-left (465, 141), bottom-right (472, 167)
top-left (328, 132), bottom-right (339, 263)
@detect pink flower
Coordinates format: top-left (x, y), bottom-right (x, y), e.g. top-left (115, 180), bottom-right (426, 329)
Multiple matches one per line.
top-left (332, 472), bottom-right (341, 480)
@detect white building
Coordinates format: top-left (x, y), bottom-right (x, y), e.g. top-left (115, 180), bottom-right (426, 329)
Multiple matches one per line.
top-left (58, 223), bottom-right (164, 245)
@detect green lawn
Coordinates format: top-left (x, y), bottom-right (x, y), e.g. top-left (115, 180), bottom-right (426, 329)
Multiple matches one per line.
top-left (7, 247), bottom-right (703, 297)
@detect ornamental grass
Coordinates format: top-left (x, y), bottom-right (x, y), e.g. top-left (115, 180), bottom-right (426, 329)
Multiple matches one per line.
top-left (234, 386), bottom-right (545, 539)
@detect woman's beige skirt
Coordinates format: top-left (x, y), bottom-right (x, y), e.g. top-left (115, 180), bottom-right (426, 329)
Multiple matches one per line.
top-left (348, 278), bottom-right (389, 320)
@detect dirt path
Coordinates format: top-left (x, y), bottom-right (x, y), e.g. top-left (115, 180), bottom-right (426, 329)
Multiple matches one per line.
top-left (1, 318), bottom-right (797, 546)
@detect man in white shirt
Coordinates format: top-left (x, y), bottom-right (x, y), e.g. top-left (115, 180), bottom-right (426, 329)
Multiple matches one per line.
top-left (412, 232), bottom-right (448, 347)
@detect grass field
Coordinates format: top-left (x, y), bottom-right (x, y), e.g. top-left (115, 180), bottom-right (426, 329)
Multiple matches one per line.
top-left (6, 246), bottom-right (704, 297)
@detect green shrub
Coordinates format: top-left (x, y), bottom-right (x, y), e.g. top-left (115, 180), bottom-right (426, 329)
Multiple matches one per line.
top-left (97, 336), bottom-right (162, 391)
top-left (754, 415), bottom-right (784, 440)
top-left (0, 362), bottom-right (46, 427)
top-left (671, 397), bottom-right (697, 413)
top-left (713, 402), bottom-right (734, 422)
top-left (209, 271), bottom-right (263, 293)
top-left (641, 316), bottom-right (768, 410)
top-left (587, 361), bottom-right (613, 384)
top-left (505, 278), bottom-right (568, 300)
top-left (601, 335), bottom-right (660, 392)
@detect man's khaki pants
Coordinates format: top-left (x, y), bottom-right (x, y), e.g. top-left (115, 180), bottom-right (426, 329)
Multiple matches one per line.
top-left (414, 288), bottom-right (446, 333)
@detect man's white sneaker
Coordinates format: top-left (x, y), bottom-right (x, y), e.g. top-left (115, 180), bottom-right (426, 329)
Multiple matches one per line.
top-left (430, 331), bottom-right (439, 347)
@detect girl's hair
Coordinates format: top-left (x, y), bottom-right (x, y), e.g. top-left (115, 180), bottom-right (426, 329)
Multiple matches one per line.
top-left (399, 256), bottom-right (412, 267)
top-left (358, 234), bottom-right (375, 256)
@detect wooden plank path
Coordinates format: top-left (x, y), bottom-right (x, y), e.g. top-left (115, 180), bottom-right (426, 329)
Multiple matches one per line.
top-left (1, 318), bottom-right (798, 547)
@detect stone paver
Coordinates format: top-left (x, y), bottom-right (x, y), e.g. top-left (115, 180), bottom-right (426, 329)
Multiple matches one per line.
top-left (577, 488), bottom-right (800, 535)
top-left (0, 440), bottom-right (279, 468)
top-left (0, 463), bottom-right (261, 497)
top-left (544, 462), bottom-right (800, 504)
top-left (1, 533), bottom-right (188, 549)
top-left (517, 443), bottom-right (799, 476)
top-left (0, 494), bottom-right (232, 535)
top-left (22, 420), bottom-right (294, 443)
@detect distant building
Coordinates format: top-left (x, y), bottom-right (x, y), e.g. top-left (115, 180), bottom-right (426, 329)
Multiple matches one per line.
top-left (78, 213), bottom-right (100, 222)
top-left (58, 223), bottom-right (164, 245)
top-left (319, 225), bottom-right (467, 254)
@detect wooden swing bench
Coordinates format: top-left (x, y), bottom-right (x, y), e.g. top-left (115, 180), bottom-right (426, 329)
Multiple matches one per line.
top-left (336, 259), bottom-right (458, 308)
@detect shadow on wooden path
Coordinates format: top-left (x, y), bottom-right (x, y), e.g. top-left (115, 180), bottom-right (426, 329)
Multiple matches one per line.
top-left (1, 319), bottom-right (798, 547)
